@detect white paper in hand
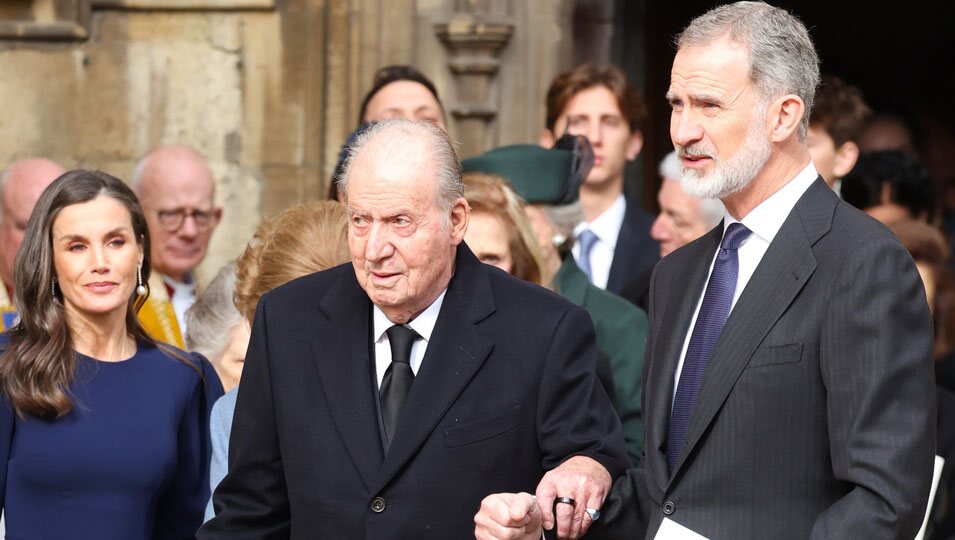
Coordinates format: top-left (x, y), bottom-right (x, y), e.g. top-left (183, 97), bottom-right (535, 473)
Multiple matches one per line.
top-left (654, 517), bottom-right (710, 539)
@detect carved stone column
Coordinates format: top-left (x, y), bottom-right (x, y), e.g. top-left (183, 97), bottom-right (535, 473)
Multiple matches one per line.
top-left (434, 11), bottom-right (512, 158)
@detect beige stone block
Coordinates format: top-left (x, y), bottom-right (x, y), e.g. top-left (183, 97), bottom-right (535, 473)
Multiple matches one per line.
top-left (197, 161), bottom-right (262, 283)
top-left (0, 49), bottom-right (81, 164)
top-left (259, 164), bottom-right (305, 218)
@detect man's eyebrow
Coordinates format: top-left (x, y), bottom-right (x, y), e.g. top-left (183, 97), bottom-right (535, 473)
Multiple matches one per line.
top-left (665, 92), bottom-right (725, 106)
top-left (686, 92), bottom-right (725, 106)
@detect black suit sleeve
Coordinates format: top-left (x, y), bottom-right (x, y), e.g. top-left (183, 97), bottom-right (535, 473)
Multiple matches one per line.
top-left (812, 237), bottom-right (936, 538)
top-left (585, 465), bottom-right (651, 540)
top-left (198, 299), bottom-right (291, 539)
top-left (537, 305), bottom-right (629, 479)
top-left (586, 263), bottom-right (663, 540)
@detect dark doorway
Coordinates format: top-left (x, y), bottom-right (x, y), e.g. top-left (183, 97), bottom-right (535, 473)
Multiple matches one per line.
top-left (618, 0), bottom-right (955, 211)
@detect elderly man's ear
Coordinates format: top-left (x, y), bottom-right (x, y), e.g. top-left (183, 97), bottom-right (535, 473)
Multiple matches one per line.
top-left (449, 197), bottom-right (470, 245)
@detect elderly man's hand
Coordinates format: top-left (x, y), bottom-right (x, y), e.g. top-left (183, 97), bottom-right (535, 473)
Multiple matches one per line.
top-left (475, 492), bottom-right (542, 540)
top-left (535, 455), bottom-right (610, 539)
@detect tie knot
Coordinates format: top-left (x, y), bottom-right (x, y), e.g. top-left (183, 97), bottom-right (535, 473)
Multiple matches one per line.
top-left (386, 325), bottom-right (419, 364)
top-left (720, 222), bottom-right (751, 251)
top-left (577, 229), bottom-right (599, 256)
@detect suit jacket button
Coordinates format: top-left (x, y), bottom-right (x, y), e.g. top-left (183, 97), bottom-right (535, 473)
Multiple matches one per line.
top-left (371, 497), bottom-right (386, 513)
top-left (662, 501), bottom-right (675, 515)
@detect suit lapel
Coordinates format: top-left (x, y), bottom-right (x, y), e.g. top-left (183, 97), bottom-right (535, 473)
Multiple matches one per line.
top-left (646, 226), bottom-right (721, 493)
top-left (607, 201), bottom-right (638, 292)
top-left (668, 179), bottom-right (835, 482)
top-left (312, 269), bottom-right (383, 491)
top-left (372, 244), bottom-right (495, 493)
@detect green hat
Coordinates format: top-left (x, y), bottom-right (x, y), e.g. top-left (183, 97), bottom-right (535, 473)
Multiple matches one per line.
top-left (461, 145), bottom-right (578, 205)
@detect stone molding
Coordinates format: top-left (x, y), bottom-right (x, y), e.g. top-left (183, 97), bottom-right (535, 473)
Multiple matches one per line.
top-left (434, 12), bottom-right (513, 156)
top-left (0, 0), bottom-right (276, 41)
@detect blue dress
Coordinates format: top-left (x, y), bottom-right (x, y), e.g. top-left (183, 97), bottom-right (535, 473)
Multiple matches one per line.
top-left (0, 342), bottom-right (223, 539)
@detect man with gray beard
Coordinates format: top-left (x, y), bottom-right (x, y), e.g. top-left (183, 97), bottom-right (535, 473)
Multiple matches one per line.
top-left (475, 2), bottom-right (936, 539)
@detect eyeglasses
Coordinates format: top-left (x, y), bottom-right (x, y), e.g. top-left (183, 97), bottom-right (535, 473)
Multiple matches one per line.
top-left (154, 208), bottom-right (219, 232)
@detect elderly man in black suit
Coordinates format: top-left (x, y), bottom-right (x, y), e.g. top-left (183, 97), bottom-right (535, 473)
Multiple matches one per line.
top-left (475, 2), bottom-right (936, 539)
top-left (199, 118), bottom-right (628, 539)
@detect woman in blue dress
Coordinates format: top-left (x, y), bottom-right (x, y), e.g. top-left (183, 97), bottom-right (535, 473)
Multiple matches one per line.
top-left (0, 170), bottom-right (223, 539)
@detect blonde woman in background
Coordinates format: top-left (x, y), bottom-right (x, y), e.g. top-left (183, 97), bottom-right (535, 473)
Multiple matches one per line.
top-left (462, 171), bottom-right (545, 286)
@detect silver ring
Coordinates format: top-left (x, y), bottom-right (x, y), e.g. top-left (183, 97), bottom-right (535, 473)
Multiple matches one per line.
top-left (585, 508), bottom-right (600, 521)
top-left (555, 496), bottom-right (576, 507)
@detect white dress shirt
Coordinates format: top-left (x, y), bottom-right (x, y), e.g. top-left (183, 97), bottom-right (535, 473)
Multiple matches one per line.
top-left (572, 194), bottom-right (626, 289)
top-left (671, 163), bottom-right (819, 406)
top-left (372, 290), bottom-right (447, 389)
top-left (162, 273), bottom-right (197, 336)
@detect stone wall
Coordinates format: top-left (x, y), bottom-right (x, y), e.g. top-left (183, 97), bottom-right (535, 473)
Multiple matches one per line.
top-left (0, 0), bottom-right (586, 281)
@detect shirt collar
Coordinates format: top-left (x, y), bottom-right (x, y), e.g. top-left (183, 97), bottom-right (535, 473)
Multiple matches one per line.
top-left (575, 193), bottom-right (626, 247)
top-left (372, 289), bottom-right (447, 344)
top-left (161, 273), bottom-right (195, 294)
top-left (726, 162), bottom-right (819, 244)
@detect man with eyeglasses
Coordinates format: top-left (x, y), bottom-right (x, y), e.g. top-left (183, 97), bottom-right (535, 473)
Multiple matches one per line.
top-left (132, 145), bottom-right (222, 348)
top-left (0, 158), bottom-right (65, 330)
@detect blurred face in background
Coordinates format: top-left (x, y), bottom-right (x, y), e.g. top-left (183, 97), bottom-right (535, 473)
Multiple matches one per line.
top-left (215, 319), bottom-right (251, 392)
top-left (551, 85), bottom-right (642, 188)
top-left (0, 158), bottom-right (63, 288)
top-left (650, 180), bottom-right (714, 258)
top-left (362, 81), bottom-right (447, 130)
top-left (464, 211), bottom-right (513, 273)
top-left (807, 125), bottom-right (860, 188)
top-left (137, 147), bottom-right (221, 283)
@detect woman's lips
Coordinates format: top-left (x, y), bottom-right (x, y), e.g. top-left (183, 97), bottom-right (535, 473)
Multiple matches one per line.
top-left (85, 282), bottom-right (118, 293)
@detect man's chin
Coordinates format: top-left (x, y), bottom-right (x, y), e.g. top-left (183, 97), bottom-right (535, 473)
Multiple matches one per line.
top-left (154, 263), bottom-right (199, 281)
top-left (583, 169), bottom-right (616, 187)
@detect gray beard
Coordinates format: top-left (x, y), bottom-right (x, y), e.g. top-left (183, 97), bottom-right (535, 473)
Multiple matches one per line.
top-left (679, 120), bottom-right (772, 201)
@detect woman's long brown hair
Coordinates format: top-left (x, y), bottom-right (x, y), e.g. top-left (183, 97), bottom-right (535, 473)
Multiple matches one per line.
top-left (0, 170), bottom-right (198, 419)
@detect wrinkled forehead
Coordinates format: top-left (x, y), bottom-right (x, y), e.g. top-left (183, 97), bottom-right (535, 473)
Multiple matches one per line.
top-left (349, 149), bottom-right (439, 203)
top-left (671, 36), bottom-right (752, 92)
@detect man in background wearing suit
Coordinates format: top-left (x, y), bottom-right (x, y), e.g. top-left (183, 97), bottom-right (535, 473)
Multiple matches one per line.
top-left (200, 118), bottom-right (628, 539)
top-left (476, 3), bottom-right (936, 539)
top-left (539, 64), bottom-right (659, 295)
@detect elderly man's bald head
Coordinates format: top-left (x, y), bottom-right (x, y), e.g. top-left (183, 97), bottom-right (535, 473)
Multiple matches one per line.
top-left (339, 119), bottom-right (463, 217)
top-left (132, 145), bottom-right (215, 202)
top-left (132, 145), bottom-right (220, 282)
top-left (0, 158), bottom-right (66, 289)
top-left (1, 158), bottom-right (65, 216)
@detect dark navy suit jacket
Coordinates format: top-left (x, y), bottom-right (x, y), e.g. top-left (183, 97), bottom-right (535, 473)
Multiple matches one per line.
top-left (605, 198), bottom-right (658, 295)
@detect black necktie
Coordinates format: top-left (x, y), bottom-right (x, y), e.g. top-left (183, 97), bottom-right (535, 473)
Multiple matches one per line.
top-left (380, 324), bottom-right (419, 444)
